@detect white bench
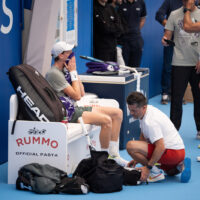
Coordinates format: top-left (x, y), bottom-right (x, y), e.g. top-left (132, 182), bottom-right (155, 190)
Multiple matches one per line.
top-left (8, 94), bottom-right (119, 184)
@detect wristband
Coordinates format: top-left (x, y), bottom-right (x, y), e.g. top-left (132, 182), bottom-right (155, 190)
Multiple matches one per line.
top-left (183, 8), bottom-right (192, 13)
top-left (146, 164), bottom-right (152, 170)
top-left (70, 70), bottom-right (78, 81)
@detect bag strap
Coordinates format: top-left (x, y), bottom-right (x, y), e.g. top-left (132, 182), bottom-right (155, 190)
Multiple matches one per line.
top-left (11, 120), bottom-right (17, 135)
top-left (7, 70), bottom-right (20, 135)
top-left (10, 96), bottom-right (21, 135)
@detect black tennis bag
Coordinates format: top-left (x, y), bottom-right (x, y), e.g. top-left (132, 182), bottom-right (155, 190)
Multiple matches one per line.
top-left (16, 163), bottom-right (89, 194)
top-left (73, 150), bottom-right (124, 193)
top-left (7, 64), bottom-right (66, 122)
top-left (122, 167), bottom-right (141, 185)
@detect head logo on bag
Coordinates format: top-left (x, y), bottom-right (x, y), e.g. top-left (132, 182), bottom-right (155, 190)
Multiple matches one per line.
top-left (7, 64), bottom-right (66, 122)
top-left (17, 86), bottom-right (49, 122)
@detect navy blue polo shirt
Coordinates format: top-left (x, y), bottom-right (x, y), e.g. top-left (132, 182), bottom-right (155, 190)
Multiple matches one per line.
top-left (118, 0), bottom-right (147, 39)
top-left (155, 0), bottom-right (183, 24)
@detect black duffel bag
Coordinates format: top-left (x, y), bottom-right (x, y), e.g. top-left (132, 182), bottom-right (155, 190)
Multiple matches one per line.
top-left (123, 167), bottom-right (141, 185)
top-left (16, 163), bottom-right (89, 194)
top-left (73, 150), bottom-right (124, 193)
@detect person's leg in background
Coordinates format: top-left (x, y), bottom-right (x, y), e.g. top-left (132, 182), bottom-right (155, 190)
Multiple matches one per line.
top-left (170, 66), bottom-right (190, 130)
top-left (122, 41), bottom-right (130, 66)
top-left (128, 37), bottom-right (144, 68)
top-left (161, 45), bottom-right (173, 104)
top-left (189, 68), bottom-right (200, 139)
top-left (94, 47), bottom-right (117, 62)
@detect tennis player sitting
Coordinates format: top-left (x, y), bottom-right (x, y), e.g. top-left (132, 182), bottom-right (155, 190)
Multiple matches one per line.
top-left (126, 92), bottom-right (191, 183)
top-left (46, 41), bottom-right (128, 167)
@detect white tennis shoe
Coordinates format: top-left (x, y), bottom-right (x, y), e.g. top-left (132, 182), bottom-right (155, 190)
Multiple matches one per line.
top-left (147, 166), bottom-right (165, 183)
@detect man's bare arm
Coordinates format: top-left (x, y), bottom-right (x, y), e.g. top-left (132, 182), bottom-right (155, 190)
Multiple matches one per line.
top-left (138, 138), bottom-right (165, 182)
top-left (63, 57), bottom-right (82, 100)
top-left (184, 12), bottom-right (200, 32)
top-left (162, 19), bottom-right (167, 27)
top-left (139, 132), bottom-right (146, 141)
top-left (184, 0), bottom-right (200, 32)
top-left (162, 29), bottom-right (173, 46)
top-left (140, 17), bottom-right (146, 29)
top-left (147, 138), bottom-right (165, 166)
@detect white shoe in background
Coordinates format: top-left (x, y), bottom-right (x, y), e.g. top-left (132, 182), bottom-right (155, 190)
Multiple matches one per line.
top-left (161, 94), bottom-right (169, 105)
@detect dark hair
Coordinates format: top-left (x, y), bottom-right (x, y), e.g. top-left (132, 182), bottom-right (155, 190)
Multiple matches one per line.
top-left (54, 56), bottom-right (59, 62)
top-left (126, 92), bottom-right (147, 107)
top-left (52, 51), bottom-right (65, 62)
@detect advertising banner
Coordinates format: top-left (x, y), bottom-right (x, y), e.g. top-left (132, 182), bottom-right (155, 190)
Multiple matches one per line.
top-left (8, 119), bottom-right (101, 184)
top-left (0, 0), bottom-right (22, 163)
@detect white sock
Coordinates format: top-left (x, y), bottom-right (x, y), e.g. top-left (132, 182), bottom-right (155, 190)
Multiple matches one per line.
top-left (109, 141), bottom-right (119, 157)
top-left (101, 148), bottom-right (109, 152)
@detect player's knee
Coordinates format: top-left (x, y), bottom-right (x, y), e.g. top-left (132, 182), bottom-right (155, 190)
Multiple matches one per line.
top-left (117, 108), bottom-right (123, 121)
top-left (113, 108), bottom-right (123, 121)
top-left (126, 140), bottom-right (136, 153)
top-left (101, 115), bottom-right (112, 129)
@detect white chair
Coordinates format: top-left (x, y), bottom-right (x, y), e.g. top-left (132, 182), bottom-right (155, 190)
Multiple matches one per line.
top-left (8, 94), bottom-right (119, 184)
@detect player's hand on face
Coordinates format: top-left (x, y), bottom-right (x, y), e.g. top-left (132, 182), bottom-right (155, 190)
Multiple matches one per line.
top-left (67, 56), bottom-right (76, 72)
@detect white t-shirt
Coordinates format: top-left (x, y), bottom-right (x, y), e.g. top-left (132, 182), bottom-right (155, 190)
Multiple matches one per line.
top-left (139, 105), bottom-right (185, 150)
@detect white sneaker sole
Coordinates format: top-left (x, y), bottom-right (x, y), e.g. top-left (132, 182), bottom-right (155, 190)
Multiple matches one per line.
top-left (147, 174), bottom-right (165, 183)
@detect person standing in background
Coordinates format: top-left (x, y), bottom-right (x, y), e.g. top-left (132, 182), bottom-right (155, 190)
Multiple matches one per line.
top-left (162, 0), bottom-right (200, 139)
top-left (93, 0), bottom-right (123, 62)
top-left (118, 0), bottom-right (147, 68)
top-left (183, 0), bottom-right (200, 139)
top-left (108, 0), bottom-right (129, 65)
top-left (155, 0), bottom-right (182, 104)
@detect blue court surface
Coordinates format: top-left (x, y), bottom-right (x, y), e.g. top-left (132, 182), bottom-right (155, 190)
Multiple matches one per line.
top-left (0, 95), bottom-right (199, 200)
